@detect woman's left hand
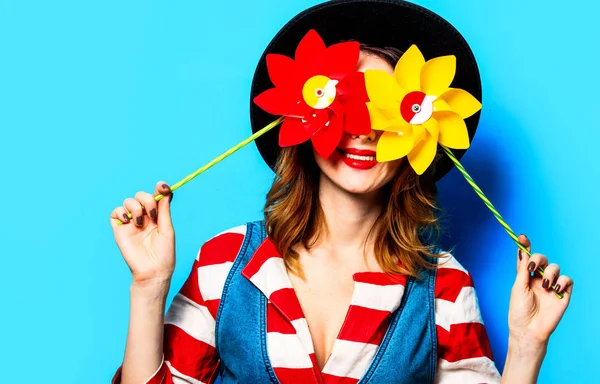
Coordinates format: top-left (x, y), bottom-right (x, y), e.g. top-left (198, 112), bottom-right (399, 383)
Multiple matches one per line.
top-left (508, 234), bottom-right (574, 345)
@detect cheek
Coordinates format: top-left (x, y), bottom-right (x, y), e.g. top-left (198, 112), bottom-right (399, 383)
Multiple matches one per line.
top-left (389, 158), bottom-right (404, 173)
top-left (377, 159), bottom-right (404, 183)
top-left (313, 148), bottom-right (340, 176)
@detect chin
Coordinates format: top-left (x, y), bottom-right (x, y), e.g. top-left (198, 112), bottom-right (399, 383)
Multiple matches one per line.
top-left (334, 178), bottom-right (379, 195)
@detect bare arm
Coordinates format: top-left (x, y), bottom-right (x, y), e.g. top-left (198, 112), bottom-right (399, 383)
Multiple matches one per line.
top-left (501, 336), bottom-right (547, 384)
top-left (120, 279), bottom-right (171, 384)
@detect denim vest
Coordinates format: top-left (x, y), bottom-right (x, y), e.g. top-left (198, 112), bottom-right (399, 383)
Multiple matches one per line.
top-left (215, 220), bottom-right (438, 383)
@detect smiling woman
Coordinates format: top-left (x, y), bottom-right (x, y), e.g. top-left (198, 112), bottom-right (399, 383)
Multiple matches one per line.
top-left (109, 1), bottom-right (573, 383)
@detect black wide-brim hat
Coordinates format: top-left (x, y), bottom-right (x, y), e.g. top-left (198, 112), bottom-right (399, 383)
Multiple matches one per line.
top-left (250, 0), bottom-right (482, 182)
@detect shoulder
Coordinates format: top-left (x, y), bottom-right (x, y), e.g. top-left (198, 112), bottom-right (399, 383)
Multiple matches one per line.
top-left (434, 252), bottom-right (475, 304)
top-left (433, 252), bottom-right (484, 329)
top-left (174, 224), bottom-right (249, 319)
top-left (195, 223), bottom-right (248, 267)
top-left (433, 251), bottom-right (483, 331)
top-left (432, 253), bottom-right (500, 382)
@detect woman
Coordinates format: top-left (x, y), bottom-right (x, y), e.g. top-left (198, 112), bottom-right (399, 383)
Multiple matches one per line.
top-left (110, 1), bottom-right (573, 383)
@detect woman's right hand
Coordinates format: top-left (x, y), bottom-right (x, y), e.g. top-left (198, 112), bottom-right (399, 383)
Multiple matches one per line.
top-left (110, 181), bottom-right (175, 286)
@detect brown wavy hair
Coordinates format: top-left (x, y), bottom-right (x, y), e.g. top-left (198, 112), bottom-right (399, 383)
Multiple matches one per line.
top-left (263, 44), bottom-right (445, 279)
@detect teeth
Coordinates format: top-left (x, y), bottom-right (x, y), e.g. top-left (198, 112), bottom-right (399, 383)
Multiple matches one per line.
top-left (345, 153), bottom-right (375, 161)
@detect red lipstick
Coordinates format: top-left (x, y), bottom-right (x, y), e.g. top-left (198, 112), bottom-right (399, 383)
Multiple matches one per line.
top-left (337, 147), bottom-right (378, 170)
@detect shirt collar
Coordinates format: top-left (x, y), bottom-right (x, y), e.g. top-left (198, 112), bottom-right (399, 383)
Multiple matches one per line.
top-left (241, 237), bottom-right (408, 322)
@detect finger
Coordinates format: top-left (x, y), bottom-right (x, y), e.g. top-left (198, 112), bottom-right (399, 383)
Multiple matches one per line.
top-left (541, 263), bottom-right (560, 290)
top-left (527, 253), bottom-right (548, 278)
top-left (123, 198), bottom-right (144, 227)
top-left (542, 264), bottom-right (560, 289)
top-left (155, 182), bottom-right (173, 233)
top-left (154, 181), bottom-right (172, 198)
top-left (515, 234), bottom-right (532, 287)
top-left (554, 275), bottom-right (574, 296)
top-left (115, 206), bottom-right (131, 224)
top-left (110, 206), bottom-right (130, 229)
top-left (135, 191), bottom-right (158, 222)
top-left (517, 234), bottom-right (531, 254)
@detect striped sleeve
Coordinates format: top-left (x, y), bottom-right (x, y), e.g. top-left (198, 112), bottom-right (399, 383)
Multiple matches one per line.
top-left (112, 224), bottom-right (247, 384)
top-left (433, 253), bottom-right (501, 384)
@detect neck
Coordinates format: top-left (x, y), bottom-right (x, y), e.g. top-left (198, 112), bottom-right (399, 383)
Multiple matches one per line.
top-left (315, 172), bottom-right (385, 253)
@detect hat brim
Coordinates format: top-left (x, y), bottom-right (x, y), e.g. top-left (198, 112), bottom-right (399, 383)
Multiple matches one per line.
top-left (250, 0), bottom-right (482, 182)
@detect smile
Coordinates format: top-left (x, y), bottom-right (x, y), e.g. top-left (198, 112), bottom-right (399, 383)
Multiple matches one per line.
top-left (337, 148), bottom-right (378, 170)
top-left (344, 153), bottom-right (375, 161)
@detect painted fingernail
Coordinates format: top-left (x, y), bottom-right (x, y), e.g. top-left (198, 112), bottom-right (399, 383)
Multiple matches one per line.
top-left (169, 193), bottom-right (174, 202)
top-left (555, 284), bottom-right (561, 292)
top-left (543, 279), bottom-right (549, 289)
top-left (122, 213), bottom-right (129, 222)
top-left (136, 216), bottom-right (143, 226)
top-left (162, 183), bottom-right (170, 190)
top-left (518, 250), bottom-right (523, 261)
top-left (150, 208), bottom-right (157, 220)
top-left (528, 262), bottom-right (536, 272)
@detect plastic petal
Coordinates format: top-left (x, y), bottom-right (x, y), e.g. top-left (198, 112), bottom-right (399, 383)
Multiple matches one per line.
top-left (394, 45), bottom-right (425, 91)
top-left (420, 55), bottom-right (456, 96)
top-left (266, 54), bottom-right (298, 90)
top-left (325, 41), bottom-right (360, 79)
top-left (337, 71), bottom-right (369, 102)
top-left (312, 115), bottom-right (343, 159)
top-left (413, 124), bottom-right (426, 143)
top-left (304, 109), bottom-right (330, 136)
top-left (365, 70), bottom-right (405, 109)
top-left (438, 88), bottom-right (482, 118)
top-left (329, 99), bottom-right (344, 118)
top-left (376, 129), bottom-right (414, 162)
top-left (295, 29), bottom-right (325, 79)
top-left (366, 103), bottom-right (403, 130)
top-left (408, 129), bottom-right (439, 175)
top-left (287, 100), bottom-right (312, 119)
top-left (343, 100), bottom-right (372, 136)
top-left (433, 99), bottom-right (452, 112)
top-left (422, 118), bottom-right (439, 136)
top-left (278, 117), bottom-right (312, 147)
top-left (434, 111), bottom-right (470, 149)
top-left (253, 88), bottom-right (297, 116)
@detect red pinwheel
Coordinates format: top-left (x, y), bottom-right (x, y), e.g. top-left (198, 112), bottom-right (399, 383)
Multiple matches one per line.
top-left (253, 29), bottom-right (371, 158)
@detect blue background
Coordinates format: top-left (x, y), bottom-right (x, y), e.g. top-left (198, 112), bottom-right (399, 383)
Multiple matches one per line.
top-left (0, 0), bottom-right (596, 382)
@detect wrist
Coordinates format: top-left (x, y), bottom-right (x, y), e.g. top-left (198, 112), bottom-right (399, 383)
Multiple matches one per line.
top-left (130, 277), bottom-right (171, 300)
top-left (508, 333), bottom-right (548, 359)
top-left (502, 338), bottom-right (547, 384)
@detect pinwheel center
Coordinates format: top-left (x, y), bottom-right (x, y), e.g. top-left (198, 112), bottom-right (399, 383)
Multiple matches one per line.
top-left (303, 75), bottom-right (338, 110)
top-left (400, 91), bottom-right (435, 125)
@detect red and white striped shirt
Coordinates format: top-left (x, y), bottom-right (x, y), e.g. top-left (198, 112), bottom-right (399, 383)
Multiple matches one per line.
top-left (113, 224), bottom-right (501, 383)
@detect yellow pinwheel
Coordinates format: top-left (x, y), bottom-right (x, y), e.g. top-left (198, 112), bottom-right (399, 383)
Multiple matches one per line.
top-left (365, 45), bottom-right (482, 175)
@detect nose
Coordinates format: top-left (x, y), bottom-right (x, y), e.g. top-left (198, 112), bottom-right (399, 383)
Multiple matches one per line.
top-left (352, 129), bottom-right (377, 142)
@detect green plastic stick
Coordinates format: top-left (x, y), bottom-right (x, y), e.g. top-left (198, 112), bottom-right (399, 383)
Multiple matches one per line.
top-left (440, 144), bottom-right (563, 299)
top-left (118, 117), bottom-right (284, 224)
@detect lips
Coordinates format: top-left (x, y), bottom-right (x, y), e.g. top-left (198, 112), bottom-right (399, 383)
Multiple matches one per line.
top-left (337, 147), bottom-right (378, 170)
